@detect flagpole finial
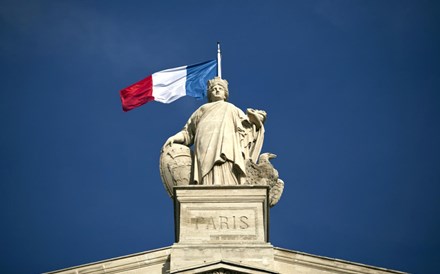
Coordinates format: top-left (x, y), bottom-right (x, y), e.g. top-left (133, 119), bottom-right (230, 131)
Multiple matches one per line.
top-left (217, 42), bottom-right (222, 79)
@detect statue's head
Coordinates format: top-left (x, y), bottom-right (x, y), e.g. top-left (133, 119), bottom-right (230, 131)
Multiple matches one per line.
top-left (207, 77), bottom-right (229, 102)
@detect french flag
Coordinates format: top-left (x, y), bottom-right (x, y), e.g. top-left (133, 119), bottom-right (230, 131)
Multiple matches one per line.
top-left (120, 60), bottom-right (217, 112)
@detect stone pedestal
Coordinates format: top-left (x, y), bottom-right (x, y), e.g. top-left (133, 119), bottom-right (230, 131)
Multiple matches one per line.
top-left (170, 186), bottom-right (276, 273)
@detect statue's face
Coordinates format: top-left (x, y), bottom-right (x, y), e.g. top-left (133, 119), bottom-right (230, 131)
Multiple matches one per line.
top-left (209, 84), bottom-right (227, 102)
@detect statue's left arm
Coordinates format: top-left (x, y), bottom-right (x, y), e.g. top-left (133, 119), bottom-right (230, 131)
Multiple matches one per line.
top-left (242, 108), bottom-right (267, 162)
top-left (246, 108), bottom-right (266, 130)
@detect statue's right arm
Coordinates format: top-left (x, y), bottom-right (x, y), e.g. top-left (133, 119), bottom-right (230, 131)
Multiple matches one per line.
top-left (164, 132), bottom-right (186, 147)
top-left (164, 117), bottom-right (196, 148)
top-left (164, 108), bottom-right (199, 148)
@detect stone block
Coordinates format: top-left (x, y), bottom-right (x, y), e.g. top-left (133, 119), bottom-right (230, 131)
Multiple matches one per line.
top-left (170, 186), bottom-right (274, 272)
top-left (173, 186), bottom-right (269, 244)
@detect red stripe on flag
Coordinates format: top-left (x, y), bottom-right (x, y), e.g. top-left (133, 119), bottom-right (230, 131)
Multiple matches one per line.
top-left (119, 75), bottom-right (154, 112)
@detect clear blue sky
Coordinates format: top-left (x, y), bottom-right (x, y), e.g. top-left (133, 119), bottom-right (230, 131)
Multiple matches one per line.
top-left (1, 1), bottom-right (439, 273)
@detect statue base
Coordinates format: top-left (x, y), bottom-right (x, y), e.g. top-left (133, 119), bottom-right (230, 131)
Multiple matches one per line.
top-left (170, 186), bottom-right (275, 272)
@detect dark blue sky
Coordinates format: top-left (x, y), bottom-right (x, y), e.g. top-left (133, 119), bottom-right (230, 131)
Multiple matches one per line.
top-left (1, 1), bottom-right (439, 273)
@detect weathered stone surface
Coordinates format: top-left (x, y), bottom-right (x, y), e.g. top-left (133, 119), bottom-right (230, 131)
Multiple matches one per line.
top-left (162, 77), bottom-right (268, 186)
top-left (244, 153), bottom-right (284, 207)
top-left (174, 186), bottom-right (269, 244)
top-left (170, 245), bottom-right (275, 272)
top-left (160, 143), bottom-right (193, 197)
top-left (170, 186), bottom-right (274, 272)
top-left (160, 77), bottom-right (285, 206)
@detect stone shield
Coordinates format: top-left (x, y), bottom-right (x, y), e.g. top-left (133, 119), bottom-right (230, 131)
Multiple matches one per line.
top-left (159, 144), bottom-right (193, 197)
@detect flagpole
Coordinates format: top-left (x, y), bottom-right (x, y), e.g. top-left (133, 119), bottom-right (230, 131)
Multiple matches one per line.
top-left (217, 42), bottom-right (222, 78)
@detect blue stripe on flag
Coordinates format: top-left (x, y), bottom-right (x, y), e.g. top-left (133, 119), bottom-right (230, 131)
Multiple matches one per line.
top-left (185, 60), bottom-right (217, 99)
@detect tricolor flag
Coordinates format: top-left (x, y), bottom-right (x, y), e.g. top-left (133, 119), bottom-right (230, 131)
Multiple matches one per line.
top-left (120, 60), bottom-right (217, 112)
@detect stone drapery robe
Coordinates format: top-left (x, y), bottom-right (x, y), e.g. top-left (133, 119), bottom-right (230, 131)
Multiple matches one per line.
top-left (180, 101), bottom-right (264, 185)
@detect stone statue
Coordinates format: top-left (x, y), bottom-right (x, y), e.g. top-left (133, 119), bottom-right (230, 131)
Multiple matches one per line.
top-left (160, 77), bottom-right (284, 206)
top-left (245, 153), bottom-right (284, 207)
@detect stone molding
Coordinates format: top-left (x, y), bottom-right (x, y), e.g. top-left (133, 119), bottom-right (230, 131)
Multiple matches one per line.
top-left (170, 260), bottom-right (278, 274)
top-left (273, 248), bottom-right (407, 274)
top-left (44, 247), bottom-right (171, 274)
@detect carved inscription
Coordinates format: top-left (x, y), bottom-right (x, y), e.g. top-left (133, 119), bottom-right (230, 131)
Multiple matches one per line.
top-left (192, 215), bottom-right (250, 230)
top-left (180, 207), bottom-right (262, 242)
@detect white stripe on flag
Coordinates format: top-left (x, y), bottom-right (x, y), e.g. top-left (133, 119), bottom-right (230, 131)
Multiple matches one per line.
top-left (152, 65), bottom-right (187, 103)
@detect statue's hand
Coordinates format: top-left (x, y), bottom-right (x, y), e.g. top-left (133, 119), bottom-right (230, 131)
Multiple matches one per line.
top-left (161, 137), bottom-right (174, 153)
top-left (163, 132), bottom-right (186, 152)
top-left (165, 136), bottom-right (175, 147)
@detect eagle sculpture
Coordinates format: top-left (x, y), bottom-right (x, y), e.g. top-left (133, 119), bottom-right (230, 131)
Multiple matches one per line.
top-left (245, 153), bottom-right (285, 207)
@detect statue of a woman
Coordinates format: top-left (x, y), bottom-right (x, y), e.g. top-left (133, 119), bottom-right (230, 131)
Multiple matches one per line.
top-left (164, 77), bottom-right (266, 185)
